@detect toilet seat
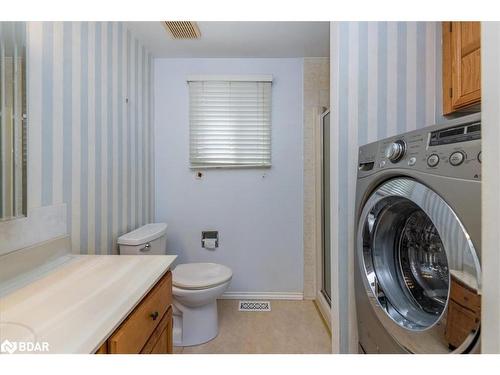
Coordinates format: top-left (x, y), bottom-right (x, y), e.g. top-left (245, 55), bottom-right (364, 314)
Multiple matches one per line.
top-left (173, 263), bottom-right (232, 290)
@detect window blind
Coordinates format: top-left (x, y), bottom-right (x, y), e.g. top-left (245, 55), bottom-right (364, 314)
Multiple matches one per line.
top-left (188, 77), bottom-right (272, 168)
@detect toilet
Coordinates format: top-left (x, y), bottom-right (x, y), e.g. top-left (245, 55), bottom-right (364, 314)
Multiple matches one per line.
top-left (117, 223), bottom-right (232, 347)
top-left (172, 263), bottom-right (232, 346)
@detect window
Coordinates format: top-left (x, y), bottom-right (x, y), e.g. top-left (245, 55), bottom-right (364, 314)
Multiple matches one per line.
top-left (188, 75), bottom-right (272, 168)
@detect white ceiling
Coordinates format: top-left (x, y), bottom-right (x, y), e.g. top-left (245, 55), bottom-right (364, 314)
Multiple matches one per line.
top-left (126, 22), bottom-right (329, 58)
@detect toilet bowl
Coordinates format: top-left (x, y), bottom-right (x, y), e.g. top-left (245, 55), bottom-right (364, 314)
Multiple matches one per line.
top-left (172, 263), bottom-right (232, 346)
top-left (117, 224), bottom-right (232, 347)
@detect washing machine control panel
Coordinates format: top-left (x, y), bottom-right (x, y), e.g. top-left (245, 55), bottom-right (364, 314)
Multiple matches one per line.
top-left (358, 113), bottom-right (481, 181)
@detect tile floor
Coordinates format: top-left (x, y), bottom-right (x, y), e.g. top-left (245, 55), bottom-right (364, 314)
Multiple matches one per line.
top-left (174, 299), bottom-right (331, 354)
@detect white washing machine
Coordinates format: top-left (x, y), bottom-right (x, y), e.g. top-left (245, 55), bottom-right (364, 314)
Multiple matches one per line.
top-left (354, 113), bottom-right (482, 354)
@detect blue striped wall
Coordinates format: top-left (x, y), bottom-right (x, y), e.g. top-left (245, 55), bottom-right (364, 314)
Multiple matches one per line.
top-left (329, 22), bottom-right (442, 353)
top-left (27, 22), bottom-right (154, 254)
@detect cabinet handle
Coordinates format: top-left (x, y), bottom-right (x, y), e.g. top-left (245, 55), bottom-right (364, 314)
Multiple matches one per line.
top-left (150, 311), bottom-right (159, 321)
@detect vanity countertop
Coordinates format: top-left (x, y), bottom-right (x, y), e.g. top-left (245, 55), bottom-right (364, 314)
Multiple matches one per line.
top-left (0, 254), bottom-right (177, 353)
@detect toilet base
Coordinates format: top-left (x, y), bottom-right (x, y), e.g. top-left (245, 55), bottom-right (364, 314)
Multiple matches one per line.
top-left (173, 299), bottom-right (219, 347)
top-left (171, 279), bottom-right (231, 347)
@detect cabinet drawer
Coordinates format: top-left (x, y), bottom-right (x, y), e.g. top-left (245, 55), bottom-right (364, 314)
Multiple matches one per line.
top-left (449, 277), bottom-right (481, 315)
top-left (109, 271), bottom-right (172, 354)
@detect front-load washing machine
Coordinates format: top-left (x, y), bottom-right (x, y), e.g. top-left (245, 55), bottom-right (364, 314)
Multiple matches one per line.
top-left (354, 113), bottom-right (482, 354)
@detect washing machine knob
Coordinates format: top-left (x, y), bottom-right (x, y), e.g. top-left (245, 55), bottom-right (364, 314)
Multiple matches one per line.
top-left (385, 140), bottom-right (406, 163)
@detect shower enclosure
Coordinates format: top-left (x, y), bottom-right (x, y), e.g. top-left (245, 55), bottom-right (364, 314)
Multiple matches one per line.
top-left (320, 109), bottom-right (331, 304)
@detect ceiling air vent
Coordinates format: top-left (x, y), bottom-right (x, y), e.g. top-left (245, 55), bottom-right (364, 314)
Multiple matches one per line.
top-left (163, 21), bottom-right (201, 39)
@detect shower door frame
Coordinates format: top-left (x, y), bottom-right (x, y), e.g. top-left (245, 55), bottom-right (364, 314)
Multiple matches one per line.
top-left (315, 108), bottom-right (332, 328)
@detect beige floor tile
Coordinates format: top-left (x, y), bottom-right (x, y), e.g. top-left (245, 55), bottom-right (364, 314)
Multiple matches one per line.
top-left (180, 300), bottom-right (331, 354)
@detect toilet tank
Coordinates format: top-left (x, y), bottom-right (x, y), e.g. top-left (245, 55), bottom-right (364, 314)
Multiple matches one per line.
top-left (117, 223), bottom-right (168, 255)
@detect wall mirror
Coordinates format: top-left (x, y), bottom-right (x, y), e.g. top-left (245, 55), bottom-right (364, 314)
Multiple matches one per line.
top-left (0, 22), bottom-right (27, 221)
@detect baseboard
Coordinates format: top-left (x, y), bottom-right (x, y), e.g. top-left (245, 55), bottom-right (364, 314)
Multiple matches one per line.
top-left (221, 292), bottom-right (304, 300)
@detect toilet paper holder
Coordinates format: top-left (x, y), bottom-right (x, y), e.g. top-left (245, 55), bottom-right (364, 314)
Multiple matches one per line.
top-left (201, 231), bottom-right (219, 249)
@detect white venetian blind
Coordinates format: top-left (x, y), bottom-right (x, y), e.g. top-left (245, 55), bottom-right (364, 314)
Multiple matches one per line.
top-left (188, 76), bottom-right (272, 168)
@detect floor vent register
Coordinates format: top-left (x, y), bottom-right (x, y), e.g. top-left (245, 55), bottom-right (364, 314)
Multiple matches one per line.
top-left (238, 300), bottom-right (272, 312)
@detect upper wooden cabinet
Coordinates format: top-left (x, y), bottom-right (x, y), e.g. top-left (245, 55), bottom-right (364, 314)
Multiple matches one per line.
top-left (442, 22), bottom-right (481, 115)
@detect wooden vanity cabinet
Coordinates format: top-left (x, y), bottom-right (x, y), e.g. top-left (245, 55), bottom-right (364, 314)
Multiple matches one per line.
top-left (442, 21), bottom-right (481, 115)
top-left (95, 271), bottom-right (173, 354)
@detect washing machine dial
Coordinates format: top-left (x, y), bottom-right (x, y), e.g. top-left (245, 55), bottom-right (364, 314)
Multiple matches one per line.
top-left (385, 140), bottom-right (406, 163)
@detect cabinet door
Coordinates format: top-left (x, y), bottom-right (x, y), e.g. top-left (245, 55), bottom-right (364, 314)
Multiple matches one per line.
top-left (140, 306), bottom-right (173, 354)
top-left (95, 342), bottom-right (108, 354)
top-left (150, 327), bottom-right (169, 354)
top-left (445, 300), bottom-right (478, 349)
top-left (443, 21), bottom-right (481, 114)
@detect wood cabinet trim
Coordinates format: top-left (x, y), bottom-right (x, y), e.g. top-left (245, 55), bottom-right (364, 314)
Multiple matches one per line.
top-left (442, 21), bottom-right (453, 115)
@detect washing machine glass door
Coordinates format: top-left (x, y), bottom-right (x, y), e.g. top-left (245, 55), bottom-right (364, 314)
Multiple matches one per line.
top-left (357, 178), bottom-right (481, 353)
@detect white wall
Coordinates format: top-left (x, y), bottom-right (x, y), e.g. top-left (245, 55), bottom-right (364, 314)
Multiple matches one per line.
top-left (481, 21), bottom-right (500, 353)
top-left (154, 58), bottom-right (304, 296)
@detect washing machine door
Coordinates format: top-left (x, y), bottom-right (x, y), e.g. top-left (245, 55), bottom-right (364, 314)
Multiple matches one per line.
top-left (357, 177), bottom-right (481, 353)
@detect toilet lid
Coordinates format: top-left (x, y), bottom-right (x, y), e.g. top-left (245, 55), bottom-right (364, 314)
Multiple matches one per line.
top-left (173, 263), bottom-right (232, 290)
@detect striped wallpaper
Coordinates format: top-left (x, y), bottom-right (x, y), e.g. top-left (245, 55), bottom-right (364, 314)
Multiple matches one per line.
top-left (329, 22), bottom-right (443, 353)
top-left (27, 22), bottom-right (154, 254)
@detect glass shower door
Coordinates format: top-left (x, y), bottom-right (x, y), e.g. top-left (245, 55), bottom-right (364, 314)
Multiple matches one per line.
top-left (321, 110), bottom-right (331, 304)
